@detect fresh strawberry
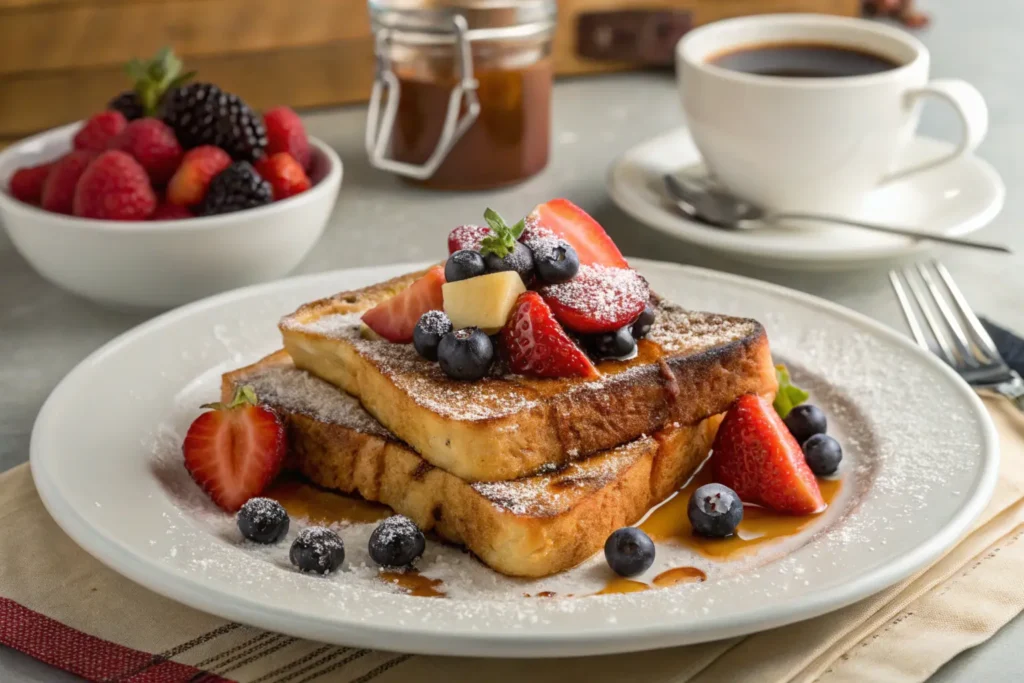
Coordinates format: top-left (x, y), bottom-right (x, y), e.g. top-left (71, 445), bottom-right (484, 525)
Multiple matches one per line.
top-left (447, 224), bottom-right (490, 254)
top-left (73, 111), bottom-right (127, 152)
top-left (108, 118), bottom-right (183, 186)
top-left (151, 202), bottom-right (193, 220)
top-left (263, 106), bottom-right (311, 170)
top-left (540, 265), bottom-right (649, 334)
top-left (182, 385), bottom-right (287, 512)
top-left (41, 151), bottom-right (96, 214)
top-left (712, 394), bottom-right (825, 515)
top-left (525, 199), bottom-right (628, 268)
top-left (8, 162), bottom-right (53, 205)
top-left (255, 152), bottom-right (311, 200)
top-left (166, 146), bottom-right (232, 207)
top-left (362, 265), bottom-right (446, 343)
top-left (72, 150), bottom-right (156, 221)
top-left (501, 291), bottom-right (598, 379)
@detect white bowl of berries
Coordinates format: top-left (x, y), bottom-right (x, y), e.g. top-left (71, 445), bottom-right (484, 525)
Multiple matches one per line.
top-left (0, 51), bottom-right (342, 309)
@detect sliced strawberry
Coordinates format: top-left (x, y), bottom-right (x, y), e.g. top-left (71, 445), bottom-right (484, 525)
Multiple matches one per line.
top-left (501, 291), bottom-right (598, 379)
top-left (447, 224), bottom-right (490, 254)
top-left (712, 394), bottom-right (825, 515)
top-left (540, 265), bottom-right (649, 334)
top-left (525, 199), bottom-right (628, 268)
top-left (362, 265), bottom-right (446, 343)
top-left (182, 386), bottom-right (286, 512)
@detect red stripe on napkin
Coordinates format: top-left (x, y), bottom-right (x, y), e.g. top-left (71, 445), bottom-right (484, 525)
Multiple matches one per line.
top-left (0, 597), bottom-right (233, 683)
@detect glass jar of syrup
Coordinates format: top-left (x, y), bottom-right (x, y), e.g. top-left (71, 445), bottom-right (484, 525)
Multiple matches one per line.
top-left (366, 0), bottom-right (556, 191)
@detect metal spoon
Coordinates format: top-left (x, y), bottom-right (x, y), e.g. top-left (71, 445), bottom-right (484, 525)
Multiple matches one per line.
top-left (663, 174), bottom-right (1011, 254)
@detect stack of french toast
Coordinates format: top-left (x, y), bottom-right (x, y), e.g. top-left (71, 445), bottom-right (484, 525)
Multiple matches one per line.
top-left (208, 199), bottom-right (782, 578)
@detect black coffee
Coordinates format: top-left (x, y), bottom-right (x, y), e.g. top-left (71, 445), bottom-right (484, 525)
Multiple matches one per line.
top-left (709, 42), bottom-right (900, 78)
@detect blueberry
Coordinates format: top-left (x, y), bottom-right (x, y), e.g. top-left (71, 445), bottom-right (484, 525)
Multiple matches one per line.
top-left (592, 326), bottom-right (636, 359)
top-left (445, 249), bottom-right (487, 283)
top-left (289, 527), bottom-right (345, 574)
top-left (604, 527), bottom-right (655, 577)
top-left (531, 240), bottom-right (579, 284)
top-left (687, 484), bottom-right (743, 538)
top-left (413, 310), bottom-right (453, 361)
top-left (368, 515), bottom-right (426, 568)
top-left (438, 327), bottom-right (494, 381)
top-left (484, 242), bottom-right (534, 281)
top-left (784, 404), bottom-right (828, 444)
top-left (237, 497), bottom-right (290, 544)
top-left (631, 304), bottom-right (657, 340)
top-left (802, 433), bottom-right (843, 476)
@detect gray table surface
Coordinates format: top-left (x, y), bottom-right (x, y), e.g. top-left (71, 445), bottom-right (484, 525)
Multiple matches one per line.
top-left (2, 2), bottom-right (1022, 680)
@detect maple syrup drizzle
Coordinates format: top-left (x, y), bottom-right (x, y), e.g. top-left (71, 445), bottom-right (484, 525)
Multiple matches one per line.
top-left (262, 475), bottom-right (391, 526)
top-left (652, 566), bottom-right (707, 587)
top-left (522, 591), bottom-right (558, 598)
top-left (595, 578), bottom-right (650, 595)
top-left (380, 571), bottom-right (446, 598)
top-left (640, 468), bottom-right (842, 560)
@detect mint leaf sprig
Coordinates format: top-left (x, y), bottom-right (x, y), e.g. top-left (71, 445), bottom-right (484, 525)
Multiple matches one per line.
top-left (479, 208), bottom-right (526, 259)
top-left (773, 364), bottom-right (809, 419)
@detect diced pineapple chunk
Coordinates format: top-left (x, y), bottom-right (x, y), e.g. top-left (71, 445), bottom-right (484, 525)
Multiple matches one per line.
top-left (443, 271), bottom-right (526, 334)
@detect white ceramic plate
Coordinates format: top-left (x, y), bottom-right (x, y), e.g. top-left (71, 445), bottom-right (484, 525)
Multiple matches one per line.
top-left (31, 260), bottom-right (998, 658)
top-left (607, 128), bottom-right (1005, 270)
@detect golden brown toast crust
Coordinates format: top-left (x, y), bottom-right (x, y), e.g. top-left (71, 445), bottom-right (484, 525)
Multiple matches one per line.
top-left (224, 351), bottom-right (723, 578)
top-left (280, 269), bottom-right (776, 482)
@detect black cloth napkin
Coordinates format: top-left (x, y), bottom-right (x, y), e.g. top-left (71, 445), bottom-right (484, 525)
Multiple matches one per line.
top-left (981, 317), bottom-right (1024, 376)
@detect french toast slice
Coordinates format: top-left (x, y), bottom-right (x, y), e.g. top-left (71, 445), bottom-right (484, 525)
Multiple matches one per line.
top-left (280, 268), bottom-right (776, 482)
top-left (224, 351), bottom-right (724, 578)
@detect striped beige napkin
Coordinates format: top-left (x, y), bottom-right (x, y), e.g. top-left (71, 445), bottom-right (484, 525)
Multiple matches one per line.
top-left (1, 395), bottom-right (1022, 683)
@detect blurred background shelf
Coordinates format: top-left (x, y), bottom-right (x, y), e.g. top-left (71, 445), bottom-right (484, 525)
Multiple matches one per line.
top-left (0, 0), bottom-right (860, 146)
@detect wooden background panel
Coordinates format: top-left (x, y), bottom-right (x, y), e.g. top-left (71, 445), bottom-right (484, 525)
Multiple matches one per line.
top-left (554, 0), bottom-right (862, 74)
top-left (0, 0), bottom-right (369, 75)
top-left (0, 40), bottom-right (377, 138)
top-left (0, 0), bottom-right (861, 141)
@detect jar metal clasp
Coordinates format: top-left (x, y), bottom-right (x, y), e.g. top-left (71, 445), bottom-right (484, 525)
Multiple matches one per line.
top-left (365, 14), bottom-right (480, 179)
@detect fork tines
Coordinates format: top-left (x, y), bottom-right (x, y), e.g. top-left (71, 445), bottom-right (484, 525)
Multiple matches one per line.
top-left (889, 260), bottom-right (1004, 373)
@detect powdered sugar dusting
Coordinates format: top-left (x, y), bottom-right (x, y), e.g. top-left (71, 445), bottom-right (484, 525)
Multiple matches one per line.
top-left (471, 441), bottom-right (647, 516)
top-left (240, 363), bottom-right (390, 437)
top-left (540, 265), bottom-right (650, 326)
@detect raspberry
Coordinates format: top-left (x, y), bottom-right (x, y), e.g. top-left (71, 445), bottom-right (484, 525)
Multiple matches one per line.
top-left (72, 150), bottom-right (156, 221)
top-left (108, 118), bottom-right (183, 186)
top-left (73, 111), bottom-right (127, 152)
top-left (8, 163), bottom-right (54, 205)
top-left (41, 151), bottom-right (96, 214)
top-left (263, 106), bottom-right (311, 170)
top-left (255, 152), bottom-right (311, 200)
top-left (166, 146), bottom-right (232, 207)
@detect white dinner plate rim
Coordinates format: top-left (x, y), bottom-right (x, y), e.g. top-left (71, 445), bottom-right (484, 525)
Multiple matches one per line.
top-left (30, 259), bottom-right (999, 657)
top-left (607, 129), bottom-right (1006, 268)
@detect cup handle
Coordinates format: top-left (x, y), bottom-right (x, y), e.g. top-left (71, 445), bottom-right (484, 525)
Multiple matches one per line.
top-left (882, 79), bottom-right (988, 184)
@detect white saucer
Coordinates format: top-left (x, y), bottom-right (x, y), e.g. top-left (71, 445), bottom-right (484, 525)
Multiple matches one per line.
top-left (30, 260), bottom-right (997, 657)
top-left (607, 128), bottom-right (1005, 270)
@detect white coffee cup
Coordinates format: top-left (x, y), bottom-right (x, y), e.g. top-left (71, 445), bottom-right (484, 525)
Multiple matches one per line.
top-left (677, 14), bottom-right (988, 215)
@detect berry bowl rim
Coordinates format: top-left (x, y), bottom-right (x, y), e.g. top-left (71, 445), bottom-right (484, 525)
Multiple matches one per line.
top-left (0, 121), bottom-right (343, 233)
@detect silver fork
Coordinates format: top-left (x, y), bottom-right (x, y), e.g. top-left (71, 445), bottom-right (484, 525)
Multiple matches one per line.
top-left (889, 260), bottom-right (1024, 411)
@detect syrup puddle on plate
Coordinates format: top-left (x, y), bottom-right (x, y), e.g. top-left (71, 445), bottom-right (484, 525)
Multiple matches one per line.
top-left (595, 567), bottom-right (707, 595)
top-left (640, 467), bottom-right (841, 560)
top-left (379, 570), bottom-right (446, 598)
top-left (263, 474), bottom-right (391, 526)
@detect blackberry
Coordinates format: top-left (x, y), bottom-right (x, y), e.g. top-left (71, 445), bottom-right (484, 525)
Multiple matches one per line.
top-left (163, 82), bottom-right (267, 162)
top-left (109, 91), bottom-right (145, 121)
top-left (200, 162), bottom-right (272, 215)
